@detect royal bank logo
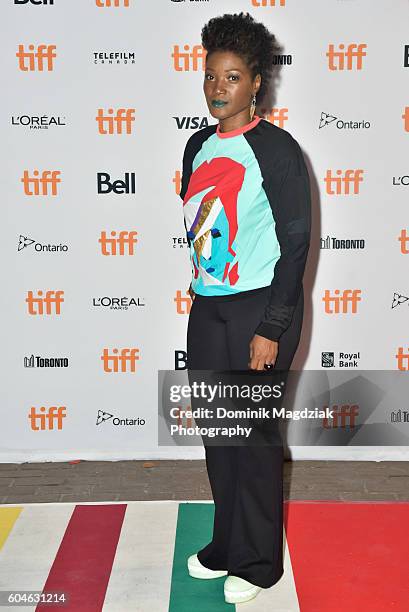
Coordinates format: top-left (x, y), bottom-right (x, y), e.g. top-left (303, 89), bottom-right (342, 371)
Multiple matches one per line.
top-left (320, 235), bottom-right (365, 250)
top-left (321, 352), bottom-right (335, 367)
top-left (392, 292), bottom-right (409, 309)
top-left (93, 51), bottom-right (135, 65)
top-left (319, 111), bottom-right (370, 130)
top-left (96, 409), bottom-right (146, 427)
top-left (18, 235), bottom-right (69, 253)
top-left (321, 351), bottom-right (361, 368)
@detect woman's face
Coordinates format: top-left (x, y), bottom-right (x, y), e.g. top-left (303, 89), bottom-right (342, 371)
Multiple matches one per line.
top-left (203, 50), bottom-right (261, 122)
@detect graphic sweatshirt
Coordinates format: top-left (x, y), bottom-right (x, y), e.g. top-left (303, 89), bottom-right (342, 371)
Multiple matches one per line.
top-left (179, 114), bottom-right (311, 342)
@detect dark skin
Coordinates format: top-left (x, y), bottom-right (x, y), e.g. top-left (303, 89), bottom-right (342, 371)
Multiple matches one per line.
top-left (188, 49), bottom-right (278, 371)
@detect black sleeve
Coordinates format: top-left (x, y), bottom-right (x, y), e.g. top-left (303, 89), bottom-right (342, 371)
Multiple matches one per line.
top-left (179, 139), bottom-right (192, 248)
top-left (179, 125), bottom-right (217, 249)
top-left (254, 136), bottom-right (311, 342)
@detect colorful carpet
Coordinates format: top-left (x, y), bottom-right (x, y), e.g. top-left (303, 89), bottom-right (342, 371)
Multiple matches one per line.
top-left (0, 500), bottom-right (408, 611)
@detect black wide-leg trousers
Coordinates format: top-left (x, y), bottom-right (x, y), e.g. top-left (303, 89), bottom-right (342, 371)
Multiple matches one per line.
top-left (186, 284), bottom-right (304, 589)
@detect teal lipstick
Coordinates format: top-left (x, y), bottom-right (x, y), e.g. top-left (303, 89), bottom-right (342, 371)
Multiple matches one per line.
top-left (211, 100), bottom-right (227, 108)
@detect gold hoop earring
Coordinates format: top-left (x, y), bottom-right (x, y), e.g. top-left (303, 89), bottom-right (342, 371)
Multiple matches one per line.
top-left (250, 94), bottom-right (257, 120)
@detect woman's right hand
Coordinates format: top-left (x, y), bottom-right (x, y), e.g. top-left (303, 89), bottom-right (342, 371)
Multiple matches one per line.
top-left (188, 283), bottom-right (195, 301)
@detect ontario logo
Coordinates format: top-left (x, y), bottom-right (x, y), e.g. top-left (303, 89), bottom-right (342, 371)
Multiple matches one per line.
top-left (319, 111), bottom-right (370, 130)
top-left (96, 409), bottom-right (145, 427)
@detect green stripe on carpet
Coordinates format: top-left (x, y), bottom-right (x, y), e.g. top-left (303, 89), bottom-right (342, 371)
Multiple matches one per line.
top-left (168, 502), bottom-right (234, 611)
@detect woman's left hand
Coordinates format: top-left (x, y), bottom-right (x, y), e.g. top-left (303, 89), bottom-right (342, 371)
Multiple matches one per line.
top-left (248, 334), bottom-right (278, 370)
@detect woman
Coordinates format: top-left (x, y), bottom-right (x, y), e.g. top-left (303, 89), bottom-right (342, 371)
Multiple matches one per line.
top-left (179, 12), bottom-right (311, 605)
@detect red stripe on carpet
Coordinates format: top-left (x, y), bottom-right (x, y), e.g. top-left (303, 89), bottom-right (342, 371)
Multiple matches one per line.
top-left (284, 501), bottom-right (409, 612)
top-left (36, 504), bottom-right (127, 611)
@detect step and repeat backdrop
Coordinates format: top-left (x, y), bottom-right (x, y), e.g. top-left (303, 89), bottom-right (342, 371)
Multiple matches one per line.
top-left (2, 0), bottom-right (408, 462)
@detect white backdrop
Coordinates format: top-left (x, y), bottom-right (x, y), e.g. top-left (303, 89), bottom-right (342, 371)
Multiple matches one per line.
top-left (2, 0), bottom-right (409, 462)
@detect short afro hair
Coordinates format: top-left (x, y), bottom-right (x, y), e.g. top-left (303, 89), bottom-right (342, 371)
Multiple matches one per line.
top-left (201, 12), bottom-right (280, 101)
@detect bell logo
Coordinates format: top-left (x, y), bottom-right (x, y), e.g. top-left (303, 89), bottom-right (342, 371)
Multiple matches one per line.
top-left (323, 404), bottom-right (359, 428)
top-left (396, 347), bottom-right (409, 371)
top-left (398, 230), bottom-right (409, 254)
top-left (402, 107), bottom-right (409, 132)
top-left (96, 108), bottom-right (135, 134)
top-left (101, 348), bottom-right (140, 372)
top-left (172, 45), bottom-right (206, 72)
top-left (96, 0), bottom-right (130, 6)
top-left (29, 406), bottom-right (66, 430)
top-left (324, 169), bottom-right (364, 195)
top-left (251, 0), bottom-right (286, 5)
top-left (322, 289), bottom-right (362, 314)
top-left (264, 108), bottom-right (288, 128)
top-left (174, 290), bottom-right (192, 314)
top-left (326, 44), bottom-right (367, 71)
top-left (16, 44), bottom-right (57, 71)
top-left (21, 170), bottom-right (61, 196)
top-left (26, 290), bottom-right (64, 315)
top-left (98, 230), bottom-right (138, 255)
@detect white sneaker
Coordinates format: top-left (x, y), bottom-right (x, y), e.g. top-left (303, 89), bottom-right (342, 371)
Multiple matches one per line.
top-left (187, 554), bottom-right (228, 579)
top-left (224, 575), bottom-right (262, 604)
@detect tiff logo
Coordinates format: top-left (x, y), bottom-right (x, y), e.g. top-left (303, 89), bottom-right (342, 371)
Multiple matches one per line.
top-left (398, 230), bottom-right (409, 254)
top-left (172, 45), bottom-right (206, 71)
top-left (251, 0), bottom-right (286, 5)
top-left (26, 290), bottom-right (64, 315)
top-left (99, 231), bottom-right (138, 255)
top-left (323, 404), bottom-right (359, 428)
top-left (402, 107), bottom-right (409, 132)
top-left (101, 348), bottom-right (140, 372)
top-left (96, 108), bottom-right (135, 134)
top-left (322, 289), bottom-right (362, 314)
top-left (16, 44), bottom-right (56, 71)
top-left (324, 169), bottom-right (364, 195)
top-left (29, 406), bottom-right (66, 430)
top-left (174, 290), bottom-right (193, 314)
top-left (96, 0), bottom-right (130, 6)
top-left (21, 170), bottom-right (61, 196)
top-left (264, 108), bottom-right (288, 129)
top-left (326, 43), bottom-right (367, 70)
top-left (396, 348), bottom-right (409, 371)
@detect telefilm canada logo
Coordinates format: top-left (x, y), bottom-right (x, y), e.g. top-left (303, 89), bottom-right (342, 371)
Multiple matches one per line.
top-left (93, 51), bottom-right (135, 65)
top-left (321, 352), bottom-right (361, 368)
top-left (96, 409), bottom-right (146, 427)
top-left (319, 111), bottom-right (370, 130)
top-left (320, 235), bottom-right (365, 250)
top-left (11, 114), bottom-right (66, 130)
top-left (18, 235), bottom-right (69, 253)
top-left (171, 236), bottom-right (189, 249)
